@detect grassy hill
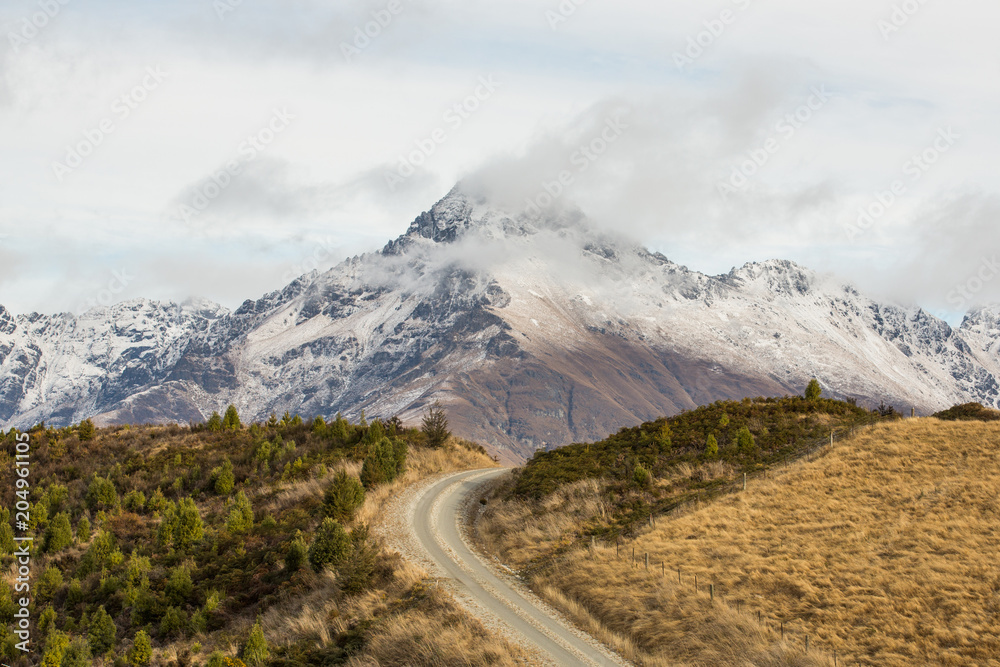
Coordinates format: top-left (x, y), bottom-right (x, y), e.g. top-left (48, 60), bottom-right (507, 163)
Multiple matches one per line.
top-left (0, 413), bottom-right (526, 667)
top-left (481, 396), bottom-right (876, 569)
top-left (478, 401), bottom-right (1000, 665)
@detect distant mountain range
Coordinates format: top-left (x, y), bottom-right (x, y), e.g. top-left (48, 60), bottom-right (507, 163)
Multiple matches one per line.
top-left (3, 186), bottom-right (998, 462)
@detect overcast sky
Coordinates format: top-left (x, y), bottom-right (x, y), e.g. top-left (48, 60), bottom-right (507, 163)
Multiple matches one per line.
top-left (1, 0), bottom-right (998, 323)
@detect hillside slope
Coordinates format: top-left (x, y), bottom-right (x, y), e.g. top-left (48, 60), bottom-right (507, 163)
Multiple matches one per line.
top-left (4, 186), bottom-right (1000, 461)
top-left (0, 416), bottom-right (529, 666)
top-left (478, 418), bottom-right (1000, 666)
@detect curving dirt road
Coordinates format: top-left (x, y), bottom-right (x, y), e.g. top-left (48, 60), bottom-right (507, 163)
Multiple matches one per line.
top-left (409, 468), bottom-right (630, 667)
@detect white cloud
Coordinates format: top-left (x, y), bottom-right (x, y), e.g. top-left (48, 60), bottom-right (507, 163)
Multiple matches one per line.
top-left (0, 0), bottom-right (998, 318)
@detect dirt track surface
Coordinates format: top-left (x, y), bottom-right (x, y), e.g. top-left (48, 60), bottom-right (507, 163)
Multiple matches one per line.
top-left (387, 467), bottom-right (630, 667)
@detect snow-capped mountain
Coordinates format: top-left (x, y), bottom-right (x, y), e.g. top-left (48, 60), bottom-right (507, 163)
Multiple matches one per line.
top-left (3, 186), bottom-right (998, 462)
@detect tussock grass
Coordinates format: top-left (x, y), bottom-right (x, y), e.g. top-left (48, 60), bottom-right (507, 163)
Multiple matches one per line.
top-left (479, 419), bottom-right (1000, 666)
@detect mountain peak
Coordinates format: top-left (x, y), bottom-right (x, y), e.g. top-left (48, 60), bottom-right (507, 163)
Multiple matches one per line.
top-left (382, 183), bottom-right (595, 256)
top-left (723, 259), bottom-right (816, 297)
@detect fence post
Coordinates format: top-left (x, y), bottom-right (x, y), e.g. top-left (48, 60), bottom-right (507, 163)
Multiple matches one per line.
top-left (805, 635), bottom-right (809, 652)
top-left (678, 567), bottom-right (681, 584)
top-left (695, 573), bottom-right (698, 591)
top-left (645, 553), bottom-right (648, 570)
top-left (743, 472), bottom-right (747, 491)
top-left (710, 584), bottom-right (714, 601)
top-left (780, 622), bottom-right (784, 640)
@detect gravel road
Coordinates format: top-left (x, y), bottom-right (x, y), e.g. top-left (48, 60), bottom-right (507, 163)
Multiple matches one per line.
top-left (402, 467), bottom-right (630, 667)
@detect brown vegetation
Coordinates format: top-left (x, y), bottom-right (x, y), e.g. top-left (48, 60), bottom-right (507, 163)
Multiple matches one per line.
top-left (478, 419), bottom-right (1000, 666)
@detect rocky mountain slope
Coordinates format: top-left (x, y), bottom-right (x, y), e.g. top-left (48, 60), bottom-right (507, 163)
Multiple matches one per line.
top-left (2, 186), bottom-right (998, 461)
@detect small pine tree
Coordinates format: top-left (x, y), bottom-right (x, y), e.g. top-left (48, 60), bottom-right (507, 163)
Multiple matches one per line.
top-left (226, 491), bottom-right (254, 534)
top-left (421, 403), bottom-right (450, 448)
top-left (655, 421), bottom-right (672, 452)
top-left (286, 532), bottom-right (308, 572)
top-left (85, 475), bottom-right (119, 511)
top-left (78, 418), bottom-right (96, 441)
top-left (736, 426), bottom-right (757, 456)
top-left (40, 630), bottom-right (70, 667)
top-left (212, 458), bottom-right (235, 495)
top-left (705, 433), bottom-right (719, 458)
top-left (360, 437), bottom-right (398, 489)
top-left (323, 471), bottom-right (365, 522)
top-left (37, 606), bottom-right (58, 638)
top-left (174, 498), bottom-right (204, 548)
top-left (165, 565), bottom-right (193, 605)
top-left (308, 518), bottom-right (351, 572)
top-left (36, 565), bottom-right (63, 603)
top-left (127, 630), bottom-right (152, 667)
top-left (76, 515), bottom-right (91, 543)
top-left (633, 464), bottom-right (652, 488)
top-left (88, 605), bottom-right (116, 654)
top-left (330, 413), bottom-right (349, 442)
top-left (0, 509), bottom-right (15, 553)
top-left (223, 405), bottom-right (242, 431)
top-left (123, 489), bottom-right (147, 512)
top-left (719, 413), bottom-right (730, 428)
top-left (806, 378), bottom-right (822, 400)
top-left (207, 411), bottom-right (223, 432)
top-left (159, 606), bottom-right (188, 637)
top-left (44, 512), bottom-right (73, 553)
top-left (241, 619), bottom-right (269, 667)
top-left (61, 637), bottom-right (92, 667)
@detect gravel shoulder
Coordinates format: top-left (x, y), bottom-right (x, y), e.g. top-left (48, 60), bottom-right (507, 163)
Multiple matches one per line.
top-left (376, 467), bottom-right (631, 667)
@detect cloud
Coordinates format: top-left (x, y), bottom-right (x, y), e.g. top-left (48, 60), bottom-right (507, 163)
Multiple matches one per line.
top-left (3, 0), bottom-right (1000, 320)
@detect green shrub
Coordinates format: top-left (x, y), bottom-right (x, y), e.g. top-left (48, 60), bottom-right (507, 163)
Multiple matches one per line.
top-left (360, 437), bottom-right (403, 488)
top-left (127, 630), bottom-right (151, 666)
top-left (165, 565), bottom-right (193, 605)
top-left (123, 489), bottom-right (146, 512)
top-left (37, 606), bottom-right (57, 638)
top-left (76, 515), bottom-right (91, 543)
top-left (78, 419), bottom-right (96, 442)
top-left (160, 606), bottom-right (188, 638)
top-left (62, 637), bottom-right (92, 667)
top-left (338, 532), bottom-right (378, 594)
top-left (705, 434), bottom-right (719, 458)
top-left (308, 518), bottom-right (351, 572)
top-left (241, 620), bottom-right (269, 666)
top-left (735, 426), bottom-right (757, 456)
top-left (223, 405), bottom-right (242, 431)
top-left (211, 459), bottom-right (235, 496)
top-left (633, 464), bottom-right (651, 488)
top-left (932, 402), bottom-right (1000, 421)
top-left (40, 630), bottom-right (70, 667)
top-left (85, 475), bottom-right (119, 511)
top-left (226, 491), bottom-right (254, 534)
top-left (43, 512), bottom-right (73, 553)
top-left (323, 471), bottom-right (365, 522)
top-left (174, 498), bottom-right (204, 548)
top-left (286, 532), bottom-right (308, 572)
top-left (206, 412), bottom-right (223, 432)
top-left (805, 378), bottom-right (822, 400)
top-left (36, 565), bottom-right (63, 603)
top-left (0, 509), bottom-right (14, 554)
top-left (88, 605), bottom-right (116, 654)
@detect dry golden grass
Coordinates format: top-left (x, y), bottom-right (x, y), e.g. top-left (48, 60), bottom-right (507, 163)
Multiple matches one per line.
top-left (478, 419), bottom-right (1000, 666)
